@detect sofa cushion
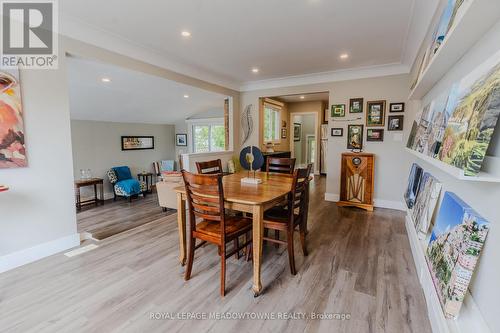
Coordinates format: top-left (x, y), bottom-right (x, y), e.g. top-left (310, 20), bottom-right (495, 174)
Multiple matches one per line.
top-left (113, 166), bottom-right (132, 181)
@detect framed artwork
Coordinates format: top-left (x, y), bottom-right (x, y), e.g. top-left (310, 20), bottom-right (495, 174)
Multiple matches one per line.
top-left (331, 104), bottom-right (346, 117)
top-left (412, 172), bottom-right (442, 239)
top-left (349, 98), bottom-right (363, 113)
top-left (366, 100), bottom-right (386, 127)
top-left (323, 107), bottom-right (329, 123)
top-left (331, 128), bottom-right (343, 137)
top-left (281, 128), bottom-right (287, 139)
top-left (388, 115), bottom-right (404, 131)
top-left (404, 163), bottom-right (423, 209)
top-left (426, 192), bottom-right (489, 319)
top-left (0, 68), bottom-right (27, 168)
top-left (122, 136), bottom-right (154, 150)
top-left (281, 120), bottom-right (287, 128)
top-left (390, 102), bottom-right (405, 112)
top-left (366, 129), bottom-right (384, 142)
top-left (347, 125), bottom-right (363, 150)
top-left (293, 123), bottom-right (301, 141)
top-left (175, 134), bottom-right (187, 146)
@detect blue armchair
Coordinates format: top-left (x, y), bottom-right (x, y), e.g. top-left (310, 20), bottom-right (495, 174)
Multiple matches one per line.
top-left (107, 166), bottom-right (147, 201)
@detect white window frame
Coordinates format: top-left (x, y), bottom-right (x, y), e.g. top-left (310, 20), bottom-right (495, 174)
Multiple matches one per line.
top-left (263, 104), bottom-right (281, 142)
top-left (186, 117), bottom-right (225, 153)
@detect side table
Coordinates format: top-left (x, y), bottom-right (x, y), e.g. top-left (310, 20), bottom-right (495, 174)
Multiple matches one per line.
top-left (75, 178), bottom-right (104, 211)
top-left (138, 173), bottom-right (153, 193)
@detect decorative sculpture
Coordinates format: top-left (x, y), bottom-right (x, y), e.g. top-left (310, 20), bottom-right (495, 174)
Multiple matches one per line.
top-left (241, 104), bottom-right (253, 145)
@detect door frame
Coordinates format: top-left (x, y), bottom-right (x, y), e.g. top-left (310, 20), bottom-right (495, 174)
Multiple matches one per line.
top-left (289, 111), bottom-right (319, 174)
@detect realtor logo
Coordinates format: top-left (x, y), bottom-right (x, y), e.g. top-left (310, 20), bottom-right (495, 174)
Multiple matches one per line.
top-left (1, 0), bottom-right (58, 69)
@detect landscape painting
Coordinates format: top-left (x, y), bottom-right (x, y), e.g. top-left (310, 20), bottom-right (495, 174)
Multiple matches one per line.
top-left (426, 192), bottom-right (489, 318)
top-left (404, 163), bottom-right (423, 209)
top-left (438, 50), bottom-right (500, 176)
top-left (412, 172), bottom-right (442, 239)
top-left (0, 68), bottom-right (27, 168)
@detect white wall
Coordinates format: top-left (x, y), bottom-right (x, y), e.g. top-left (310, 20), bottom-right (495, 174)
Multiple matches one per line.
top-left (0, 46), bottom-right (79, 271)
top-left (409, 21), bottom-right (500, 333)
top-left (240, 74), bottom-right (412, 209)
top-left (70, 120), bottom-right (176, 197)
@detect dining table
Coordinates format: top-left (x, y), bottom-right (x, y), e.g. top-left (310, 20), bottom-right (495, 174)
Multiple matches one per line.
top-left (174, 170), bottom-right (294, 296)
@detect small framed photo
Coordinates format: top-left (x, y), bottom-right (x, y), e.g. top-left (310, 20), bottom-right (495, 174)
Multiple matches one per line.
top-left (388, 115), bottom-right (404, 131)
top-left (347, 124), bottom-right (364, 150)
top-left (367, 129), bottom-right (384, 142)
top-left (331, 128), bottom-right (343, 137)
top-left (331, 104), bottom-right (346, 117)
top-left (293, 123), bottom-right (301, 141)
top-left (176, 133), bottom-right (188, 146)
top-left (282, 120), bottom-right (287, 127)
top-left (390, 102), bottom-right (405, 112)
top-left (366, 100), bottom-right (386, 127)
top-left (281, 128), bottom-right (287, 139)
top-left (349, 98), bottom-right (363, 113)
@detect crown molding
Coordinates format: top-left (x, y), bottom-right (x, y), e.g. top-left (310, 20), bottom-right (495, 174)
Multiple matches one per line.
top-left (60, 15), bottom-right (242, 91)
top-left (239, 63), bottom-right (411, 92)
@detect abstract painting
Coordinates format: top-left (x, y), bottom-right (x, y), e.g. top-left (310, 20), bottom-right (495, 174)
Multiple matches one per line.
top-left (426, 192), bottom-right (489, 318)
top-left (412, 172), bottom-right (442, 239)
top-left (438, 50), bottom-right (500, 176)
top-left (0, 68), bottom-right (26, 168)
top-left (404, 163), bottom-right (423, 209)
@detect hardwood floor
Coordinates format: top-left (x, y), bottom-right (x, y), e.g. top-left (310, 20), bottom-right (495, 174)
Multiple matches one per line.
top-left (77, 194), bottom-right (175, 240)
top-left (0, 176), bottom-right (431, 333)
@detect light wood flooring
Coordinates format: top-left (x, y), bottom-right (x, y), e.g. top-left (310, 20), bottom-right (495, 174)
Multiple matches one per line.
top-left (0, 176), bottom-right (431, 333)
top-left (77, 194), bottom-right (175, 240)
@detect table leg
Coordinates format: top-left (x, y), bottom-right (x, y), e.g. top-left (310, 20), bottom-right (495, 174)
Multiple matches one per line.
top-left (100, 182), bottom-right (104, 204)
top-left (76, 187), bottom-right (81, 211)
top-left (94, 184), bottom-right (98, 207)
top-left (252, 204), bottom-right (264, 296)
top-left (177, 193), bottom-right (187, 266)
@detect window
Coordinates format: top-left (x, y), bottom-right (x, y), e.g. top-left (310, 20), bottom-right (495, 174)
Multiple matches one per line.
top-left (263, 104), bottom-right (280, 141)
top-left (192, 122), bottom-right (226, 153)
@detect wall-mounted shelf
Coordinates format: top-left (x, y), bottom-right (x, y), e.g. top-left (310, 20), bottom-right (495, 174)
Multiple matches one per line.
top-left (405, 148), bottom-right (500, 183)
top-left (409, 0), bottom-right (500, 100)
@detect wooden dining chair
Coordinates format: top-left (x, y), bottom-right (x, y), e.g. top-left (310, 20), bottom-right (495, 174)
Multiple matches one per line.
top-left (196, 159), bottom-right (223, 174)
top-left (266, 157), bottom-right (296, 174)
top-left (262, 164), bottom-right (312, 275)
top-left (182, 170), bottom-right (252, 296)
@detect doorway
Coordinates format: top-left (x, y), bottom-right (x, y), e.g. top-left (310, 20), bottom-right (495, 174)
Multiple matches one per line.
top-left (292, 113), bottom-right (317, 170)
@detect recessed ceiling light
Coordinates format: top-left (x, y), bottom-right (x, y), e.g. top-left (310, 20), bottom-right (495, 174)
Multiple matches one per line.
top-left (101, 77), bottom-right (111, 83)
top-left (181, 31), bottom-right (191, 37)
top-left (251, 68), bottom-right (259, 73)
top-left (183, 94), bottom-right (189, 98)
top-left (340, 53), bottom-right (349, 60)
top-left (300, 95), bottom-right (305, 99)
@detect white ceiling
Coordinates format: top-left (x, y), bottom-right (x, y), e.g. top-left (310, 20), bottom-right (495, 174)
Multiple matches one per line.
top-left (60, 0), bottom-right (438, 89)
top-left (67, 56), bottom-right (227, 124)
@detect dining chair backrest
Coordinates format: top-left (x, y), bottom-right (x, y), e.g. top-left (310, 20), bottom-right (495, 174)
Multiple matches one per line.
top-left (266, 157), bottom-right (296, 174)
top-left (288, 164), bottom-right (313, 219)
top-left (181, 171), bottom-right (226, 237)
top-left (196, 159), bottom-right (223, 175)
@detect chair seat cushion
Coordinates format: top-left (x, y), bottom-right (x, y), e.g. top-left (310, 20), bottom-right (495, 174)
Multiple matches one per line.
top-left (195, 216), bottom-right (252, 239)
top-left (113, 166), bottom-right (132, 181)
top-left (115, 179), bottom-right (141, 196)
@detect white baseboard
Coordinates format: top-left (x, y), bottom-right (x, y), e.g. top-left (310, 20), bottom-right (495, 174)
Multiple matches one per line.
top-left (0, 233), bottom-right (80, 273)
top-left (324, 192), bottom-right (405, 211)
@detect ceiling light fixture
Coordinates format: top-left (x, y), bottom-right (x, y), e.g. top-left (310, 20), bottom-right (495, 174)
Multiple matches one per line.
top-left (251, 68), bottom-right (259, 73)
top-left (101, 77), bottom-right (111, 83)
top-left (340, 53), bottom-right (349, 60)
top-left (300, 95), bottom-right (305, 99)
top-left (181, 31), bottom-right (191, 37)
top-left (183, 94), bottom-right (189, 98)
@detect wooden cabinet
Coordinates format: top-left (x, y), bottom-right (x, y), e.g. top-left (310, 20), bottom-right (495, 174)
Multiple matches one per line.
top-left (337, 152), bottom-right (375, 211)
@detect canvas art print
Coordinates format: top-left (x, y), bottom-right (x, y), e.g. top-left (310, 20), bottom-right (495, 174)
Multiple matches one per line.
top-left (412, 172), bottom-right (442, 239)
top-left (0, 68), bottom-right (26, 168)
top-left (404, 163), bottom-right (423, 209)
top-left (426, 192), bottom-right (489, 318)
top-left (437, 50), bottom-right (500, 176)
